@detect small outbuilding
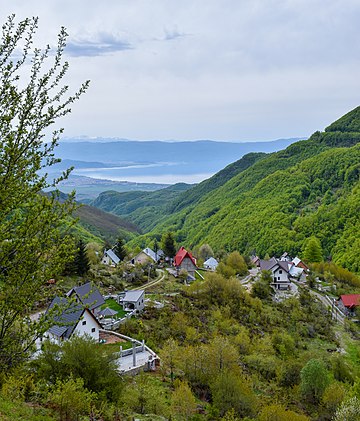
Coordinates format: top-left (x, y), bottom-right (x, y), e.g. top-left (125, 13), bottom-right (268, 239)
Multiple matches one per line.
top-left (204, 257), bottom-right (219, 271)
top-left (98, 307), bottom-right (118, 318)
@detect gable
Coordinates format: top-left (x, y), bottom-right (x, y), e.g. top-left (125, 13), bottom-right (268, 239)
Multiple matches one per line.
top-left (174, 246), bottom-right (196, 267)
top-left (68, 282), bottom-right (105, 311)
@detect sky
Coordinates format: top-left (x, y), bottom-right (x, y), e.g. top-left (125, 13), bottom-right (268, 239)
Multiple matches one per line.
top-left (3, 0), bottom-right (360, 142)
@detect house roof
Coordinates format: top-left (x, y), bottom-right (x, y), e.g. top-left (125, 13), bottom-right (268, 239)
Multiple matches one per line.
top-left (105, 249), bottom-right (120, 265)
top-left (143, 247), bottom-right (163, 262)
top-left (259, 257), bottom-right (278, 271)
top-left (122, 290), bottom-right (144, 303)
top-left (292, 257), bottom-right (301, 266)
top-left (174, 247), bottom-right (197, 267)
top-left (204, 257), bottom-right (219, 267)
top-left (289, 265), bottom-right (304, 277)
top-left (260, 258), bottom-right (291, 273)
top-left (47, 296), bottom-right (101, 339)
top-left (66, 282), bottom-right (105, 311)
top-left (340, 294), bottom-right (360, 308)
top-left (99, 307), bottom-right (118, 317)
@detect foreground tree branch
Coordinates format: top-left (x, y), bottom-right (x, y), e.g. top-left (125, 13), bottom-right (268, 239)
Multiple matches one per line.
top-left (0, 14), bottom-right (89, 370)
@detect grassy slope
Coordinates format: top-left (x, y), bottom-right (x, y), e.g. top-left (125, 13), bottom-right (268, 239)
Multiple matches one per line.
top-left (0, 396), bottom-right (55, 420)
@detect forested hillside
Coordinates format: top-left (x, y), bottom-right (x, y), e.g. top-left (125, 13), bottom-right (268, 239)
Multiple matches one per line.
top-left (75, 203), bottom-right (140, 242)
top-left (115, 106), bottom-right (360, 272)
top-left (92, 183), bottom-right (192, 231)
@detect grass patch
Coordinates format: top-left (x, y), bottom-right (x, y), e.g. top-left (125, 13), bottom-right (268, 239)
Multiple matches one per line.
top-left (101, 298), bottom-right (127, 318)
top-left (346, 342), bottom-right (360, 371)
top-left (0, 396), bottom-right (55, 420)
top-left (100, 340), bottom-right (133, 354)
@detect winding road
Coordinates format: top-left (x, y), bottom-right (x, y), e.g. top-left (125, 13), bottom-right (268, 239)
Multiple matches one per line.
top-left (130, 269), bottom-right (166, 291)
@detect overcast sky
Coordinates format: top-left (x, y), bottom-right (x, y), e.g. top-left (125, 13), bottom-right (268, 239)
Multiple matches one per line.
top-left (3, 1), bottom-right (360, 141)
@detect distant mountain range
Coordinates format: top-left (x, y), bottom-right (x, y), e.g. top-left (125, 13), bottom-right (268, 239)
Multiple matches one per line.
top-left (53, 137), bottom-right (303, 199)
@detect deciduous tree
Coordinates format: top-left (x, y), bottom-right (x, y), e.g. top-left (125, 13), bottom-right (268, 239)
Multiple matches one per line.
top-left (0, 15), bottom-right (88, 370)
top-left (171, 380), bottom-right (196, 421)
top-left (303, 236), bottom-right (323, 263)
top-left (300, 359), bottom-right (329, 403)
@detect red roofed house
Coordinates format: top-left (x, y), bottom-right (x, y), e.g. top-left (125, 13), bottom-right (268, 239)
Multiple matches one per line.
top-left (174, 247), bottom-right (197, 280)
top-left (338, 294), bottom-right (360, 316)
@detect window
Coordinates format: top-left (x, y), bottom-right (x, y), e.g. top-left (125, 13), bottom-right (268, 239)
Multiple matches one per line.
top-left (278, 277), bottom-right (280, 280)
top-left (91, 328), bottom-right (96, 333)
top-left (279, 270), bottom-right (282, 274)
top-left (82, 320), bottom-right (86, 326)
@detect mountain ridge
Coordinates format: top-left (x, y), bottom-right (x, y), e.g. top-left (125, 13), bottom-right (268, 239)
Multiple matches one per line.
top-left (89, 106), bottom-right (360, 272)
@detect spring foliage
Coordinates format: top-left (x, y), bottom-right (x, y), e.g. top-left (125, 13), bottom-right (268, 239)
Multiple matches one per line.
top-left (0, 15), bottom-right (88, 370)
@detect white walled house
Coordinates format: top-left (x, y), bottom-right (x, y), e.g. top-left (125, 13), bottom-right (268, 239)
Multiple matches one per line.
top-left (43, 296), bottom-right (102, 344)
top-left (118, 290), bottom-right (145, 313)
top-left (260, 257), bottom-right (291, 290)
top-left (102, 249), bottom-right (120, 266)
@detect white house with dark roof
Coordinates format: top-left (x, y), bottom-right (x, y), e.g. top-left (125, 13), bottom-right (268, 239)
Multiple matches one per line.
top-left (43, 296), bottom-right (102, 344)
top-left (260, 257), bottom-right (292, 290)
top-left (118, 290), bottom-right (145, 312)
top-left (102, 249), bottom-right (120, 266)
top-left (66, 281), bottom-right (105, 317)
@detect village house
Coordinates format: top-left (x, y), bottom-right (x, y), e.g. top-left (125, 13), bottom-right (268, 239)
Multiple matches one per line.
top-left (337, 294), bottom-right (360, 316)
top-left (174, 246), bottom-right (197, 280)
top-left (66, 281), bottom-right (105, 317)
top-left (102, 249), bottom-right (120, 266)
top-left (292, 256), bottom-right (309, 271)
top-left (260, 257), bottom-right (292, 290)
top-left (43, 296), bottom-right (102, 344)
top-left (118, 290), bottom-right (145, 313)
top-left (204, 256), bottom-right (219, 271)
top-left (132, 247), bottom-right (164, 265)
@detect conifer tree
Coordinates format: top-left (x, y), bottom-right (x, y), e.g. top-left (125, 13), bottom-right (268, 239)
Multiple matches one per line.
top-left (113, 236), bottom-right (127, 260)
top-left (0, 15), bottom-right (88, 370)
top-left (74, 239), bottom-right (90, 276)
top-left (161, 232), bottom-right (177, 258)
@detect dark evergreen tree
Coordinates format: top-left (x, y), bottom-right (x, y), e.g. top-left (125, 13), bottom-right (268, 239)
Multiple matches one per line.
top-left (153, 238), bottom-right (159, 254)
top-left (113, 236), bottom-right (127, 260)
top-left (161, 232), bottom-right (177, 258)
top-left (74, 239), bottom-right (90, 276)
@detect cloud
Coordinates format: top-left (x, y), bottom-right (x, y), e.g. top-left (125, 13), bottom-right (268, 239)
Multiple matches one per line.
top-left (65, 32), bottom-right (132, 57)
top-left (163, 26), bottom-right (189, 41)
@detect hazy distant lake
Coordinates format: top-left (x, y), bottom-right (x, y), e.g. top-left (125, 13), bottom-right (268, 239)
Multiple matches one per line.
top-left (72, 161), bottom-right (215, 184)
top-left (56, 138), bottom-right (301, 185)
